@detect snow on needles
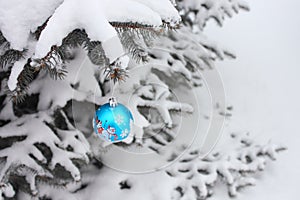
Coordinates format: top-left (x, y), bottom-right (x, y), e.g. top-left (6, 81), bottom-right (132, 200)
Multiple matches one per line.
top-left (35, 0), bottom-right (180, 60)
top-left (0, 111), bottom-right (91, 195)
top-left (0, 0), bottom-right (180, 52)
top-left (7, 58), bottom-right (28, 91)
top-left (0, 0), bottom-right (180, 91)
top-left (0, 0), bottom-right (63, 50)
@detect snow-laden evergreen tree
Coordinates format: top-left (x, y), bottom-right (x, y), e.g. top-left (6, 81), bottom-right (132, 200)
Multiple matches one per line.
top-left (0, 0), bottom-right (180, 198)
top-left (0, 0), bottom-right (285, 200)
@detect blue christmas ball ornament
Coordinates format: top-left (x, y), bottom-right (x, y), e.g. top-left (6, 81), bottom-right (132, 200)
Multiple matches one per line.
top-left (93, 98), bottom-right (133, 143)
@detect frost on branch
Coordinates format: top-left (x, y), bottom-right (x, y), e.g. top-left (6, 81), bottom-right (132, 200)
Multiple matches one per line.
top-left (28, 48), bottom-right (104, 111)
top-left (32, 132), bottom-right (286, 200)
top-left (0, 110), bottom-right (90, 197)
top-left (177, 0), bottom-right (250, 30)
top-left (134, 0), bottom-right (250, 92)
top-left (166, 133), bottom-right (286, 199)
top-left (148, 28), bottom-right (234, 89)
top-left (116, 64), bottom-right (193, 145)
top-left (113, 15), bottom-right (245, 148)
top-left (0, 0), bottom-right (180, 101)
top-left (107, 0), bottom-right (250, 147)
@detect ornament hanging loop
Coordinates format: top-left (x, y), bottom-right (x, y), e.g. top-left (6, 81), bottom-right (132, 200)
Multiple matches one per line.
top-left (109, 74), bottom-right (117, 107)
top-left (109, 97), bottom-right (118, 107)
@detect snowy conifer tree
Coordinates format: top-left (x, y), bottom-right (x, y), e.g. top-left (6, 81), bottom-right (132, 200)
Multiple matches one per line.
top-left (0, 0), bottom-right (285, 199)
top-left (0, 0), bottom-right (180, 198)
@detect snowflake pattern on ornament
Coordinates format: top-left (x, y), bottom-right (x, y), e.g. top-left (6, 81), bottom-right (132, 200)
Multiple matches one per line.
top-left (120, 129), bottom-right (129, 138)
top-left (115, 114), bottom-right (124, 125)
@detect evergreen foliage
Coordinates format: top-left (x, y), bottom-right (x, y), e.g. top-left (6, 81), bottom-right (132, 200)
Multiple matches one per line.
top-left (0, 1), bottom-right (285, 200)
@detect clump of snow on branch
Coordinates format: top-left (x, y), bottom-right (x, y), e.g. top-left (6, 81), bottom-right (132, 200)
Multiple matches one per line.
top-left (147, 27), bottom-right (235, 89)
top-left (177, 0), bottom-right (249, 31)
top-left (0, 110), bottom-right (90, 198)
top-left (115, 63), bottom-right (193, 145)
top-left (0, 0), bottom-right (180, 93)
top-left (28, 48), bottom-right (103, 110)
top-left (0, 0), bottom-right (179, 52)
top-left (167, 132), bottom-right (286, 199)
top-left (117, 0), bottom-right (251, 146)
top-left (0, 0), bottom-right (63, 50)
top-left (23, 132), bottom-right (286, 200)
top-left (87, 0), bottom-right (251, 148)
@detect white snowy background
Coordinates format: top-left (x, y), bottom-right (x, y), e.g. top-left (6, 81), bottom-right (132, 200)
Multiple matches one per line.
top-left (205, 0), bottom-right (300, 199)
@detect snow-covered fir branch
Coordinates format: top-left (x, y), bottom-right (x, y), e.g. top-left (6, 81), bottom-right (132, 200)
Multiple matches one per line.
top-left (17, 132), bottom-right (285, 200)
top-left (0, 110), bottom-right (90, 197)
top-left (166, 132), bottom-right (286, 199)
top-left (177, 0), bottom-right (249, 31)
top-left (0, 0), bottom-right (285, 199)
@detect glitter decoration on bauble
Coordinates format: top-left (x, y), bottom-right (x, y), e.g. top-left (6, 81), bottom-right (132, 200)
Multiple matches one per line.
top-left (93, 97), bottom-right (133, 143)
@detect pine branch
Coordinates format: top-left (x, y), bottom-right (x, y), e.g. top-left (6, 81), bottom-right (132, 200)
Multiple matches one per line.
top-left (0, 31), bottom-right (9, 51)
top-left (62, 29), bottom-right (89, 49)
top-left (177, 0), bottom-right (250, 30)
top-left (111, 22), bottom-right (160, 32)
top-left (117, 30), bottom-right (149, 63)
top-left (86, 41), bottom-right (109, 66)
top-left (32, 46), bottom-right (67, 80)
top-left (0, 111), bottom-right (91, 197)
top-left (10, 61), bottom-right (36, 104)
top-left (0, 49), bottom-right (26, 69)
top-left (34, 18), bottom-right (50, 40)
top-left (166, 133), bottom-right (286, 199)
top-left (0, 32), bottom-right (6, 46)
top-left (104, 64), bottom-right (129, 83)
